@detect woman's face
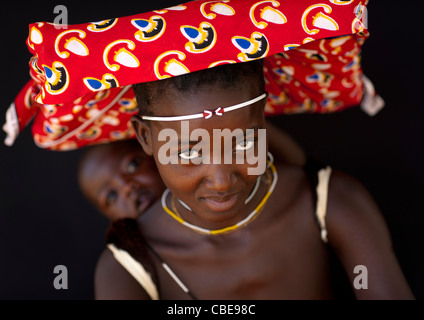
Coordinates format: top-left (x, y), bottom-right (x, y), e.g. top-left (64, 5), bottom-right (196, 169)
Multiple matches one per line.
top-left (140, 83), bottom-right (267, 230)
top-left (79, 140), bottom-right (165, 221)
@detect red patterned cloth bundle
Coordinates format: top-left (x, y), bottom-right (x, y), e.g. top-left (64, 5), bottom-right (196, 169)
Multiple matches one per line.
top-left (3, 0), bottom-right (382, 150)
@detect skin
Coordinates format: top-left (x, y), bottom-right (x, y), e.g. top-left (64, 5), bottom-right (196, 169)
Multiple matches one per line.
top-left (78, 139), bottom-right (165, 221)
top-left (94, 80), bottom-right (414, 300)
top-left (141, 85), bottom-right (268, 230)
top-left (78, 121), bottom-right (304, 222)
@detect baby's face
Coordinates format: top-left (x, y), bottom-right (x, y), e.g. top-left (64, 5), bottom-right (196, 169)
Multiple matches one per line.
top-left (79, 140), bottom-right (165, 221)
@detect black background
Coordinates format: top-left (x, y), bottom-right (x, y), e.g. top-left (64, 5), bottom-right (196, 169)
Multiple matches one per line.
top-left (0, 1), bottom-right (423, 300)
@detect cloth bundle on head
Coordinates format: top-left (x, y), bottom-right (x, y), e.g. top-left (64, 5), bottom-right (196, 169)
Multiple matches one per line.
top-left (3, 0), bottom-right (383, 150)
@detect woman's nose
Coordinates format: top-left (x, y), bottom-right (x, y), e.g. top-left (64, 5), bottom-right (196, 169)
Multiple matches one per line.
top-left (204, 164), bottom-right (235, 192)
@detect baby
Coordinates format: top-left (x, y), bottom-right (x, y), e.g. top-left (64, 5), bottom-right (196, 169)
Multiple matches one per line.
top-left (78, 138), bottom-right (165, 221)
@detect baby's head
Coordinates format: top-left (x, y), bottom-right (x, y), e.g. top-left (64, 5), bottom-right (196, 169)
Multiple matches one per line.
top-left (78, 139), bottom-right (165, 221)
top-left (131, 60), bottom-right (268, 228)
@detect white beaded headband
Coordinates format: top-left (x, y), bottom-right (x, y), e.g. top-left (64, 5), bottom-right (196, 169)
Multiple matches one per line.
top-left (141, 93), bottom-right (267, 121)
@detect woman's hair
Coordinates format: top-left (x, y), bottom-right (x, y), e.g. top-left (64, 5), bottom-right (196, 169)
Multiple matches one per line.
top-left (133, 59), bottom-right (265, 116)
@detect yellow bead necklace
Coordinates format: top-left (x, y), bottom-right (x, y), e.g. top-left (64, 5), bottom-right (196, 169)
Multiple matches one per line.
top-left (161, 154), bottom-right (278, 236)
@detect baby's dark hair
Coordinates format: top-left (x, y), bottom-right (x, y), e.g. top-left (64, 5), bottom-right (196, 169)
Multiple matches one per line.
top-left (133, 59), bottom-right (265, 116)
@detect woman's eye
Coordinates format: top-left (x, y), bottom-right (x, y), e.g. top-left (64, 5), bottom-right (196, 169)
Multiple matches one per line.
top-left (127, 156), bottom-right (142, 174)
top-left (179, 149), bottom-right (201, 160)
top-left (105, 190), bottom-right (117, 207)
top-left (235, 139), bottom-right (255, 151)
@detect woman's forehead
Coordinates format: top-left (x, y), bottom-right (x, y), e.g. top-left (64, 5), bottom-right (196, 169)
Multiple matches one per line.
top-left (150, 81), bottom-right (260, 116)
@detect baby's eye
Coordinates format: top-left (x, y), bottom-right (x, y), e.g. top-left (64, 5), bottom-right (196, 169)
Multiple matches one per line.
top-left (105, 190), bottom-right (118, 207)
top-left (235, 139), bottom-right (255, 151)
top-left (127, 156), bottom-right (142, 174)
top-left (179, 149), bottom-right (201, 160)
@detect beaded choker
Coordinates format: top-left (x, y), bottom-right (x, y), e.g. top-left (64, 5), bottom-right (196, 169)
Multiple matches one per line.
top-left (161, 154), bottom-right (278, 235)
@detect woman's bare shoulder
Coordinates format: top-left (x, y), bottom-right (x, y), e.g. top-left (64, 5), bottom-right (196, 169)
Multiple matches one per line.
top-left (323, 169), bottom-right (395, 252)
top-left (325, 170), bottom-right (389, 244)
top-left (94, 246), bottom-right (151, 300)
top-left (325, 170), bottom-right (414, 299)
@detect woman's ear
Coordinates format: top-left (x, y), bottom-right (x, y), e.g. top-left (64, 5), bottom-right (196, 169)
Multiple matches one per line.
top-left (130, 115), bottom-right (153, 156)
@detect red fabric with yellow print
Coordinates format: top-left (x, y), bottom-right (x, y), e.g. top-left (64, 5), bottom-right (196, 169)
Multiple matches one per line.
top-left (4, 0), bottom-right (374, 150)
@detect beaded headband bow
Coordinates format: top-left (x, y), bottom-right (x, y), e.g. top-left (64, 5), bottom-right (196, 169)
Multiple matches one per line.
top-left (141, 93), bottom-right (267, 121)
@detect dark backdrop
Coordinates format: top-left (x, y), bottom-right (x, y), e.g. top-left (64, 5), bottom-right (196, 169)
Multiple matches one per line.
top-left (1, 1), bottom-right (423, 299)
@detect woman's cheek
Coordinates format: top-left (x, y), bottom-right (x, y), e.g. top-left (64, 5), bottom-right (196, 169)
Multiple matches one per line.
top-left (157, 164), bottom-right (196, 191)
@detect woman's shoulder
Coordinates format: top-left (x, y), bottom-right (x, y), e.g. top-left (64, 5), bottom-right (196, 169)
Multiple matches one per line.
top-left (94, 245), bottom-right (152, 300)
top-left (324, 169), bottom-right (396, 257)
top-left (325, 169), bottom-right (415, 299)
top-left (326, 169), bottom-right (384, 230)
top-left (272, 160), bottom-right (392, 248)
top-left (93, 218), bottom-right (160, 300)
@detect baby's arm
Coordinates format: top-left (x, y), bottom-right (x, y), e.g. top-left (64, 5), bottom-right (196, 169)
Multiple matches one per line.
top-left (325, 171), bottom-right (415, 299)
top-left (94, 247), bottom-right (152, 300)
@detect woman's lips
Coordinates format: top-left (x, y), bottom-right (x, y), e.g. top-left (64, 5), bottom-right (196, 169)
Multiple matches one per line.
top-left (201, 193), bottom-right (240, 212)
